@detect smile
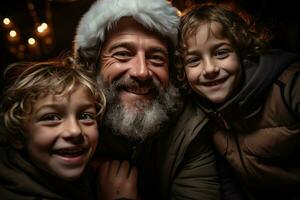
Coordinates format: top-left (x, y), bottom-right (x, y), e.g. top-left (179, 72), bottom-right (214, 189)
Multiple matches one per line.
top-left (202, 77), bottom-right (227, 87)
top-left (53, 147), bottom-right (86, 158)
top-left (124, 87), bottom-right (154, 95)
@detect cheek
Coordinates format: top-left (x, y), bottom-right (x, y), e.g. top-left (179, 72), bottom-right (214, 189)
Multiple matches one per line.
top-left (185, 68), bottom-right (199, 84)
top-left (230, 68), bottom-right (242, 90)
top-left (25, 127), bottom-right (54, 150)
top-left (226, 55), bottom-right (241, 75)
top-left (100, 58), bottom-right (126, 83)
top-left (85, 125), bottom-right (99, 148)
top-left (230, 62), bottom-right (241, 75)
top-left (151, 66), bottom-right (169, 87)
top-left (229, 65), bottom-right (242, 88)
top-left (25, 133), bottom-right (52, 166)
top-left (89, 126), bottom-right (99, 143)
top-left (225, 59), bottom-right (242, 89)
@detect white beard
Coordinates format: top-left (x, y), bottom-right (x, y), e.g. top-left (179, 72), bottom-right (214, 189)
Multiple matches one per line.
top-left (98, 77), bottom-right (182, 142)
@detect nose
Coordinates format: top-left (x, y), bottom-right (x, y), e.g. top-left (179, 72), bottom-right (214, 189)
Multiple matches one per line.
top-left (129, 53), bottom-right (151, 81)
top-left (62, 117), bottom-right (84, 144)
top-left (202, 59), bottom-right (219, 78)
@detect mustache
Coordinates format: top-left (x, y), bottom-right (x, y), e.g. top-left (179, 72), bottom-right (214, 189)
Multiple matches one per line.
top-left (111, 77), bottom-right (161, 94)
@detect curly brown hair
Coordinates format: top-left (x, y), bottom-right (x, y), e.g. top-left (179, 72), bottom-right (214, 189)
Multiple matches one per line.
top-left (176, 3), bottom-right (272, 92)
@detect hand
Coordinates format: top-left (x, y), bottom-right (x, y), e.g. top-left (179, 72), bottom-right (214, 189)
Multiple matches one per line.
top-left (97, 160), bottom-right (139, 200)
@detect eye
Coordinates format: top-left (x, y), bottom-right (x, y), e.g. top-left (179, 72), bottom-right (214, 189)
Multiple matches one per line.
top-left (40, 113), bottom-right (61, 121)
top-left (112, 50), bottom-right (132, 61)
top-left (215, 49), bottom-right (230, 59)
top-left (148, 54), bottom-right (167, 66)
top-left (38, 113), bottom-right (61, 125)
top-left (80, 113), bottom-right (94, 120)
top-left (79, 112), bottom-right (96, 124)
top-left (184, 56), bottom-right (200, 68)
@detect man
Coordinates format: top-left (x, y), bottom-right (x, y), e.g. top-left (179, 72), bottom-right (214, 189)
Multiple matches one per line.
top-left (73, 0), bottom-right (220, 199)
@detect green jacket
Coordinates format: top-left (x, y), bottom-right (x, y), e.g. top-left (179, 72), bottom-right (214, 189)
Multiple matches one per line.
top-left (97, 99), bottom-right (220, 200)
top-left (197, 50), bottom-right (300, 199)
top-left (0, 145), bottom-right (95, 200)
top-left (157, 99), bottom-right (220, 200)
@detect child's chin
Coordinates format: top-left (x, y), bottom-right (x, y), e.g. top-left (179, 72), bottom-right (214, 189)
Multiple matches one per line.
top-left (55, 169), bottom-right (84, 181)
top-left (208, 96), bottom-right (227, 104)
top-left (60, 174), bottom-right (82, 181)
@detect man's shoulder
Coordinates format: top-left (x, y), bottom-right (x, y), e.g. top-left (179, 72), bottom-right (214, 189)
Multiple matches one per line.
top-left (181, 97), bottom-right (207, 120)
top-left (165, 98), bottom-right (208, 143)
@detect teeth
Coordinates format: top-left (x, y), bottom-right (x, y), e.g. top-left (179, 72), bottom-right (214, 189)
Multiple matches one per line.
top-left (126, 87), bottom-right (151, 95)
top-left (54, 148), bottom-right (84, 156)
top-left (203, 77), bottom-right (226, 86)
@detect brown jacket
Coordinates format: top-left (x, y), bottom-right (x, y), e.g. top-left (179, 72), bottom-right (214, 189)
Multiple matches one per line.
top-left (198, 50), bottom-right (300, 199)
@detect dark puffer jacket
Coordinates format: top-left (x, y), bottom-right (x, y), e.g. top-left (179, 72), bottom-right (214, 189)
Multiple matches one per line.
top-left (197, 50), bottom-right (300, 200)
top-left (0, 145), bottom-right (95, 200)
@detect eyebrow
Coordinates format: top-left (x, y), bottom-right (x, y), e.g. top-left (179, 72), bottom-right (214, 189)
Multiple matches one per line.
top-left (186, 42), bottom-right (232, 55)
top-left (148, 47), bottom-right (168, 57)
top-left (108, 42), bottom-right (133, 52)
top-left (34, 102), bottom-right (95, 113)
top-left (108, 42), bottom-right (168, 57)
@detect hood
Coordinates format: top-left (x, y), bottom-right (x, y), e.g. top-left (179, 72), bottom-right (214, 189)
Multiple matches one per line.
top-left (197, 49), bottom-right (300, 119)
top-left (0, 146), bottom-right (94, 200)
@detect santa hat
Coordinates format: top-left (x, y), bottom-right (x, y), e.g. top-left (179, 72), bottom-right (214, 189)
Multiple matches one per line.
top-left (73, 0), bottom-right (180, 60)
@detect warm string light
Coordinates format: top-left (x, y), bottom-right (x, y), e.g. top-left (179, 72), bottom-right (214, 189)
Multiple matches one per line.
top-left (7, 29), bottom-right (20, 44)
top-left (28, 37), bottom-right (36, 45)
top-left (9, 30), bottom-right (17, 38)
top-left (37, 22), bottom-right (48, 33)
top-left (1, 1), bottom-right (54, 60)
top-left (3, 18), bottom-right (11, 25)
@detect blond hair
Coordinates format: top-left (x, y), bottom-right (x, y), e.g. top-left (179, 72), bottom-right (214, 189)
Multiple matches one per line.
top-left (0, 56), bottom-right (106, 144)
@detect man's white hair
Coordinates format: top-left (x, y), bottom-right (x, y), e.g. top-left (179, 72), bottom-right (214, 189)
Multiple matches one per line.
top-left (73, 0), bottom-right (180, 58)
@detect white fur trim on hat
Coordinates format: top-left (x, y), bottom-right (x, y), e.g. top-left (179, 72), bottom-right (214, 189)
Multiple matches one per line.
top-left (74, 0), bottom-right (180, 55)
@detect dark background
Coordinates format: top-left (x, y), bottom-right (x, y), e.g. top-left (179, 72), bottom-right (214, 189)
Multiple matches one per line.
top-left (1, 0), bottom-right (300, 69)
